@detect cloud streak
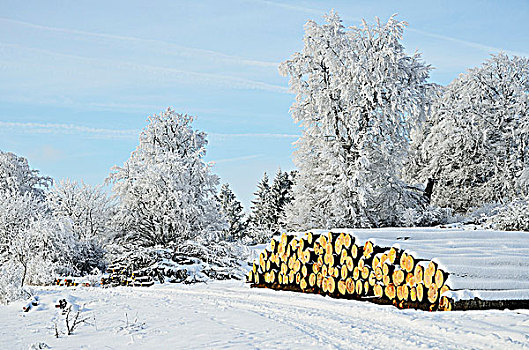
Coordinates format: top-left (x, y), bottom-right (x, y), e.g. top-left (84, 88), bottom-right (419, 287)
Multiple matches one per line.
top-left (0, 42), bottom-right (289, 94)
top-left (0, 121), bottom-right (300, 140)
top-left (210, 154), bottom-right (263, 164)
top-left (0, 17), bottom-right (279, 68)
top-left (257, 0), bottom-right (529, 57)
top-left (0, 121), bottom-right (138, 139)
top-left (209, 132), bottom-right (299, 141)
top-left (407, 28), bottom-right (529, 58)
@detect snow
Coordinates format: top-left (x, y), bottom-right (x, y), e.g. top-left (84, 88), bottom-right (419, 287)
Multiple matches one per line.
top-left (2, 281), bottom-right (529, 349)
top-left (293, 227), bottom-right (529, 299)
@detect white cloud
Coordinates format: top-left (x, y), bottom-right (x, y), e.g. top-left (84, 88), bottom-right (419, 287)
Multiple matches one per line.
top-left (0, 17), bottom-right (279, 68)
top-left (210, 154), bottom-right (263, 164)
top-left (0, 121), bottom-right (299, 140)
top-left (0, 42), bottom-right (289, 94)
top-left (407, 28), bottom-right (529, 58)
top-left (0, 121), bottom-right (138, 139)
top-left (28, 145), bottom-right (64, 163)
top-left (256, 0), bottom-right (529, 57)
top-left (208, 132), bottom-right (299, 141)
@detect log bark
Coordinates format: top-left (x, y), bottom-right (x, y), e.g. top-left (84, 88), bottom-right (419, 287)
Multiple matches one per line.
top-left (452, 298), bottom-right (529, 311)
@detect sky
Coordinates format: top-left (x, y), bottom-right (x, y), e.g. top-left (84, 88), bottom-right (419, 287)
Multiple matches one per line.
top-left (1, 0), bottom-right (528, 209)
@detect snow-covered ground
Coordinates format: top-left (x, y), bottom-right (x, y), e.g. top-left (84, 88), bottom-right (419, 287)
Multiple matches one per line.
top-left (2, 280), bottom-right (529, 349)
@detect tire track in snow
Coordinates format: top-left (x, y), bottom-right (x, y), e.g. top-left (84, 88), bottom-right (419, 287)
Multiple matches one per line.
top-left (148, 283), bottom-right (529, 349)
top-left (148, 287), bottom-right (449, 349)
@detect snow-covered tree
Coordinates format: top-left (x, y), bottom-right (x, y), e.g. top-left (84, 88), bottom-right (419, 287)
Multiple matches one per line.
top-left (216, 183), bottom-right (246, 241)
top-left (269, 169), bottom-right (296, 228)
top-left (246, 170), bottom-right (296, 242)
top-left (47, 179), bottom-right (113, 274)
top-left (47, 179), bottom-right (113, 240)
top-left (413, 54), bottom-right (529, 212)
top-left (107, 108), bottom-right (225, 248)
top-left (9, 214), bottom-right (75, 287)
top-left (280, 12), bottom-right (432, 229)
top-left (0, 151), bottom-right (75, 302)
top-left (405, 83), bottom-right (445, 188)
top-left (0, 150), bottom-right (52, 199)
top-left (0, 151), bottom-right (51, 257)
top-left (247, 173), bottom-right (274, 241)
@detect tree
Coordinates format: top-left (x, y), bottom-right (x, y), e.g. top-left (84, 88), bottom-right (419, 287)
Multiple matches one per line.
top-left (107, 108), bottom-right (225, 248)
top-left (0, 150), bottom-right (52, 264)
top-left (269, 169), bottom-right (296, 228)
top-left (246, 170), bottom-right (297, 242)
top-left (0, 151), bottom-right (74, 302)
top-left (9, 214), bottom-right (75, 287)
top-left (280, 12), bottom-right (432, 229)
top-left (0, 150), bottom-right (52, 199)
top-left (247, 172), bottom-right (274, 241)
top-left (47, 179), bottom-right (114, 274)
top-left (0, 195), bottom-right (47, 287)
top-left (413, 53), bottom-right (529, 212)
top-left (216, 183), bottom-right (246, 241)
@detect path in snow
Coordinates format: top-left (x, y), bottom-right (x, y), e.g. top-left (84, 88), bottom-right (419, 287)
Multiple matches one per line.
top-left (1, 280), bottom-right (529, 349)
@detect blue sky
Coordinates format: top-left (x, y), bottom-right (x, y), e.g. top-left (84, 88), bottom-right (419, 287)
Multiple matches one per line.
top-left (1, 0), bottom-right (528, 208)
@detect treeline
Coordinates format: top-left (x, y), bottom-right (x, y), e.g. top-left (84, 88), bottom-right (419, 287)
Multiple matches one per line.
top-left (278, 12), bottom-right (529, 231)
top-left (218, 170), bottom-right (296, 244)
top-left (0, 111), bottom-right (289, 303)
top-left (0, 154), bottom-right (112, 303)
top-left (1, 11), bottom-right (529, 302)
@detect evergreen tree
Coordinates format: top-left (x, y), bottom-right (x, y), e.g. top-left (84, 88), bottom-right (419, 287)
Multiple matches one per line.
top-left (247, 170), bottom-right (297, 242)
top-left (216, 183), bottom-right (246, 241)
top-left (247, 173), bottom-right (274, 243)
top-left (269, 169), bottom-right (297, 228)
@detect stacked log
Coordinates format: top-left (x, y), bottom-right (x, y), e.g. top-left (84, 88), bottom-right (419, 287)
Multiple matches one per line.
top-left (54, 277), bottom-right (91, 287)
top-left (101, 264), bottom-right (155, 287)
top-left (247, 232), bottom-right (454, 311)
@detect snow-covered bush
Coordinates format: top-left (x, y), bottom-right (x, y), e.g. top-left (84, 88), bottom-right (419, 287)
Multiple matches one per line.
top-left (401, 206), bottom-right (454, 227)
top-left (47, 179), bottom-right (113, 275)
top-left (108, 108), bottom-right (226, 248)
top-left (412, 53), bottom-right (529, 212)
top-left (108, 239), bottom-right (248, 284)
top-left (280, 12), bottom-right (433, 230)
top-left (0, 261), bottom-right (29, 304)
top-left (486, 199), bottom-right (529, 231)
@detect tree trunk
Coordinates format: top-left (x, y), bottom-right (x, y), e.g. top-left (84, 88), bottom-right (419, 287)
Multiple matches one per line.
top-left (424, 178), bottom-right (435, 203)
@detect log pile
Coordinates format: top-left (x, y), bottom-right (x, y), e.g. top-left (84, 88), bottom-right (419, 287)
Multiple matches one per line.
top-left (54, 277), bottom-right (91, 287)
top-left (101, 264), bottom-right (155, 287)
top-left (247, 231), bottom-right (458, 311)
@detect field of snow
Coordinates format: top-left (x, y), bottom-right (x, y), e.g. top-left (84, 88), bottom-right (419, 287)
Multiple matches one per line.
top-left (2, 280), bottom-right (529, 349)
